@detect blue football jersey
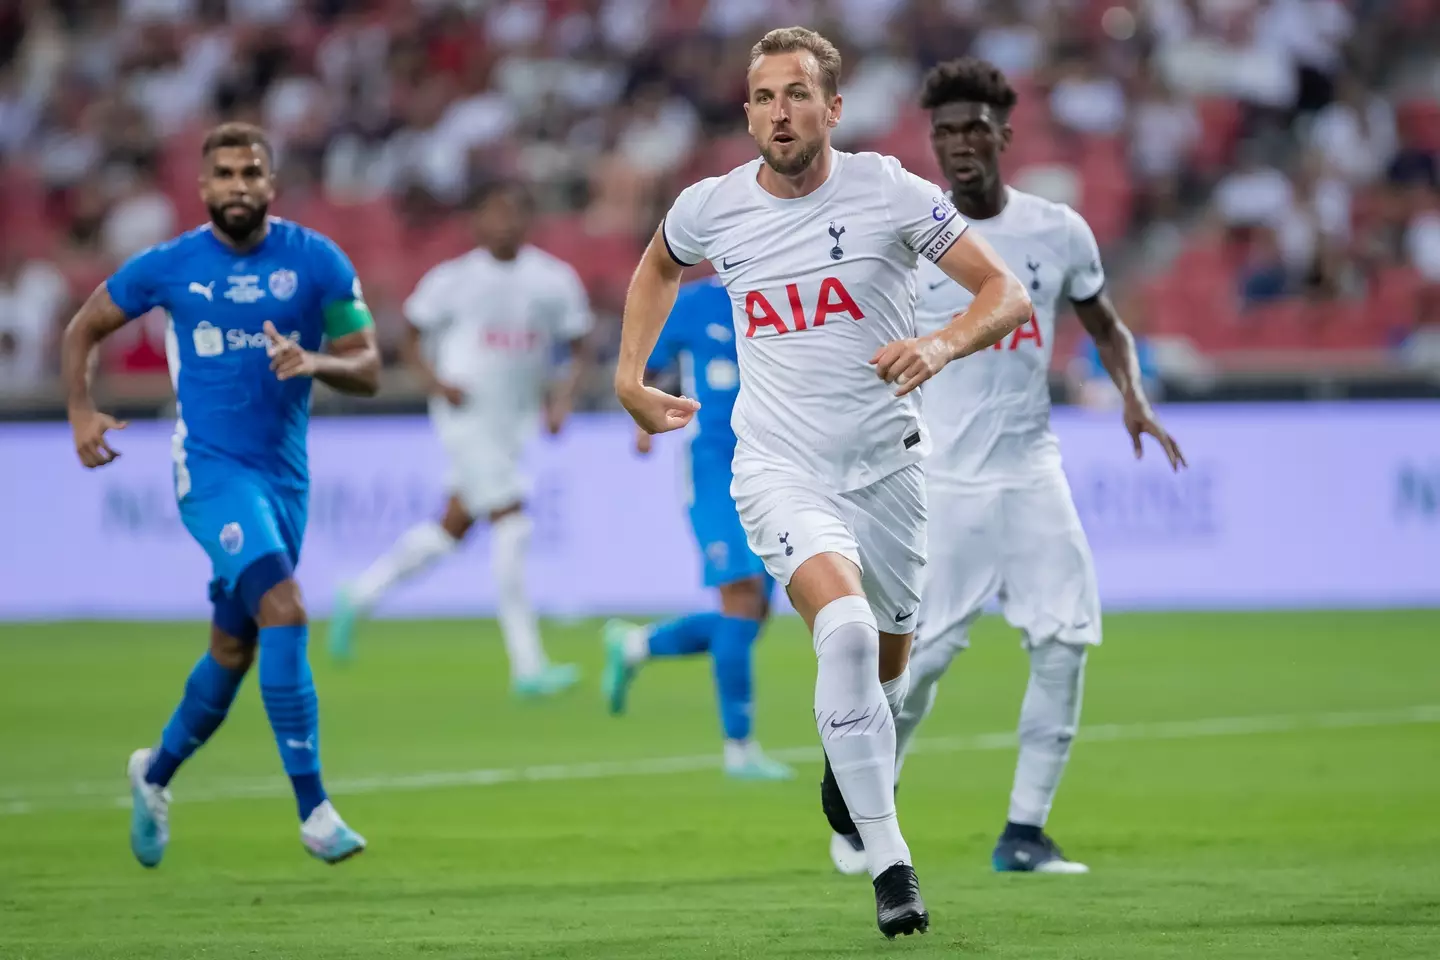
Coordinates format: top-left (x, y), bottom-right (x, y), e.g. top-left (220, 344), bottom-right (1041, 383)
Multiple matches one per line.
top-left (107, 219), bottom-right (363, 490)
top-left (647, 277), bottom-right (739, 455)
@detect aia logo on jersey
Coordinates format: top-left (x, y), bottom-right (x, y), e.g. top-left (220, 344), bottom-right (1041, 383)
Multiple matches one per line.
top-left (992, 312), bottom-right (1044, 351)
top-left (483, 328), bottom-right (540, 351)
top-left (743, 277), bottom-right (864, 338)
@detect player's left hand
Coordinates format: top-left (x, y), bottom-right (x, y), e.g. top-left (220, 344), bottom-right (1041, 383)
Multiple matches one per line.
top-left (1124, 400), bottom-right (1186, 470)
top-left (545, 395), bottom-right (570, 436)
top-left (617, 382), bottom-right (700, 435)
top-left (870, 335), bottom-right (952, 397)
top-left (265, 321), bottom-right (317, 381)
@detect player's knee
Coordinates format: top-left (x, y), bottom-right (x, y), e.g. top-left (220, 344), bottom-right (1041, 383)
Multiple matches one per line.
top-left (441, 496), bottom-right (477, 539)
top-left (256, 579), bottom-right (307, 628)
top-left (1030, 638), bottom-right (1087, 688)
top-left (812, 595), bottom-right (877, 662)
top-left (790, 553), bottom-right (864, 629)
top-left (718, 577), bottom-right (768, 621)
top-left (1020, 640), bottom-right (1086, 743)
top-left (209, 627), bottom-right (255, 672)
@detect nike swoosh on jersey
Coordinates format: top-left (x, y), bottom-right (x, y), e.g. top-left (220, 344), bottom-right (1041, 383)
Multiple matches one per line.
top-left (927, 279), bottom-right (949, 290)
top-left (722, 257), bottom-right (753, 269)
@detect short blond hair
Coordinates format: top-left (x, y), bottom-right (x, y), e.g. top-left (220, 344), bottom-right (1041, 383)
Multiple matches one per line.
top-left (748, 26), bottom-right (842, 98)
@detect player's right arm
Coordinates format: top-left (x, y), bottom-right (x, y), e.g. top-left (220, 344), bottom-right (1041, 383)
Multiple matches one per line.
top-left (402, 264), bottom-right (466, 407)
top-left (614, 223), bottom-right (700, 435)
top-left (400, 321), bottom-right (464, 406)
top-left (61, 282), bottom-right (139, 468)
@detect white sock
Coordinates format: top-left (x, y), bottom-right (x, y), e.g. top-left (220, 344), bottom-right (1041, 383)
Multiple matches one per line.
top-left (813, 595), bottom-right (911, 879)
top-left (894, 626), bottom-right (967, 778)
top-left (349, 521), bottom-right (457, 610)
top-left (624, 625), bottom-right (651, 666)
top-left (723, 738), bottom-right (751, 768)
top-left (1008, 640), bottom-right (1087, 827)
top-left (491, 512), bottom-right (546, 679)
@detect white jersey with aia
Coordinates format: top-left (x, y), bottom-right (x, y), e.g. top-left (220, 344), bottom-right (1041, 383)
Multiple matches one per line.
top-left (913, 187), bottom-right (1107, 652)
top-left (663, 150), bottom-right (968, 495)
top-left (915, 186), bottom-right (1105, 491)
top-left (404, 245), bottom-right (592, 513)
top-left (662, 150), bottom-right (967, 632)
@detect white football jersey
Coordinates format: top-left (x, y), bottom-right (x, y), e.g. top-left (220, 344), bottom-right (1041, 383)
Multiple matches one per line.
top-left (663, 150), bottom-right (967, 492)
top-left (915, 187), bottom-right (1105, 489)
top-left (405, 245), bottom-right (592, 425)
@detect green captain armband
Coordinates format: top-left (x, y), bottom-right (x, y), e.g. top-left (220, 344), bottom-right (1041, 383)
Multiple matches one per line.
top-left (323, 295), bottom-right (374, 339)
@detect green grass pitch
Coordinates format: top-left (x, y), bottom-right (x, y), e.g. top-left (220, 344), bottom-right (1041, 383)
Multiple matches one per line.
top-left (2, 610), bottom-right (1438, 959)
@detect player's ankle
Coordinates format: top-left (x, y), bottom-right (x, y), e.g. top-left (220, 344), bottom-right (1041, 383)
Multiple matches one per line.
top-left (1002, 821), bottom-right (1043, 843)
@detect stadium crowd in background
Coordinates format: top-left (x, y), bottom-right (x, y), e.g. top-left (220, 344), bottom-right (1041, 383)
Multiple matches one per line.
top-left (1, 0), bottom-right (1437, 404)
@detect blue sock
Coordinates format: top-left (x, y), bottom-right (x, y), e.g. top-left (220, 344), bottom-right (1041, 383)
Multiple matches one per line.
top-left (647, 612), bottom-right (725, 658)
top-left (710, 616), bottom-right (760, 742)
top-left (257, 624), bottom-right (327, 821)
top-left (145, 653), bottom-right (246, 787)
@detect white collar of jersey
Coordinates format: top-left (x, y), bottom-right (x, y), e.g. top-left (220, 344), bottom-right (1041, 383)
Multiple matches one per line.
top-left (747, 148), bottom-right (845, 209)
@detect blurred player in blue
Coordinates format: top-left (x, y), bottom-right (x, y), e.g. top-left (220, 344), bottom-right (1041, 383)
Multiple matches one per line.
top-left (601, 276), bottom-right (793, 781)
top-left (59, 123), bottom-right (380, 868)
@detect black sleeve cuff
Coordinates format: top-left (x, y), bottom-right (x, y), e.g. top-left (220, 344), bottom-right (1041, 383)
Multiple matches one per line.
top-left (661, 218), bottom-right (699, 267)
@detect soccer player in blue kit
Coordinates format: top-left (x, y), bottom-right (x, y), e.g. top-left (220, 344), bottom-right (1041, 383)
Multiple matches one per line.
top-left (600, 276), bottom-right (794, 781)
top-left (60, 123), bottom-right (380, 867)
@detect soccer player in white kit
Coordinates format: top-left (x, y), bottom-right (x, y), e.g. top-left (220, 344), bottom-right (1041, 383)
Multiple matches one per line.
top-left (834, 58), bottom-right (1184, 876)
top-left (614, 29), bottom-right (1032, 938)
top-left (329, 181), bottom-right (593, 698)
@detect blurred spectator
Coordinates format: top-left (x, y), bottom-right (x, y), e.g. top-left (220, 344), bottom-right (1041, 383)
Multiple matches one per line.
top-left (0, 252), bottom-right (68, 393)
top-left (101, 167), bottom-right (178, 262)
top-left (1307, 76), bottom-right (1398, 184)
top-left (1239, 228), bottom-right (1292, 306)
top-left (1276, 154), bottom-right (1353, 296)
top-left (832, 29), bottom-right (919, 147)
top-left (1213, 143), bottom-right (1294, 230)
top-left (615, 81), bottom-right (700, 176)
top-left (1405, 190), bottom-right (1440, 284)
top-left (1050, 51), bottom-right (1128, 138)
top-left (1255, 0), bottom-right (1354, 114)
top-left (0, 70), bottom-right (39, 155)
top-left (1129, 68), bottom-right (1199, 223)
top-left (1155, 5), bottom-right (1297, 112)
top-left (972, 0), bottom-right (1048, 79)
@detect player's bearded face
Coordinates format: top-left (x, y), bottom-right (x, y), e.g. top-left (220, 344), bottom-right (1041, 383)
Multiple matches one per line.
top-left (746, 53), bottom-right (838, 177)
top-left (201, 145), bottom-right (276, 242)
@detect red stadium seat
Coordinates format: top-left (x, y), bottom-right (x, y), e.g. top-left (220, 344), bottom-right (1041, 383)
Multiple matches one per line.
top-left (1240, 300), bottom-right (1311, 350)
top-left (1368, 266), bottom-right (1424, 334)
top-left (1193, 98), bottom-right (1242, 173)
top-left (1311, 301), bottom-right (1384, 350)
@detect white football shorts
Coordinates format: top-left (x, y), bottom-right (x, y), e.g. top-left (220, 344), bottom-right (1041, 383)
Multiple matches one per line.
top-left (431, 407), bottom-right (529, 517)
top-left (732, 458), bottom-right (927, 634)
top-left (919, 468), bottom-right (1101, 652)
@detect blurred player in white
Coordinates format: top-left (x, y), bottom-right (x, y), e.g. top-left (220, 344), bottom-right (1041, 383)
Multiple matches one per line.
top-left (614, 28), bottom-right (1031, 939)
top-left (330, 180), bottom-right (593, 698)
top-left (839, 58), bottom-right (1182, 875)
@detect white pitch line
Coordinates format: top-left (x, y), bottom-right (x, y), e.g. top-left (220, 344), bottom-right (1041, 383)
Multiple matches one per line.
top-left (3, 704), bottom-right (1437, 816)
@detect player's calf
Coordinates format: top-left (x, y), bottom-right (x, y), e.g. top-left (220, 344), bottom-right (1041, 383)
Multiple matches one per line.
top-left (247, 561), bottom-right (335, 830)
top-left (995, 639), bottom-right (1089, 874)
